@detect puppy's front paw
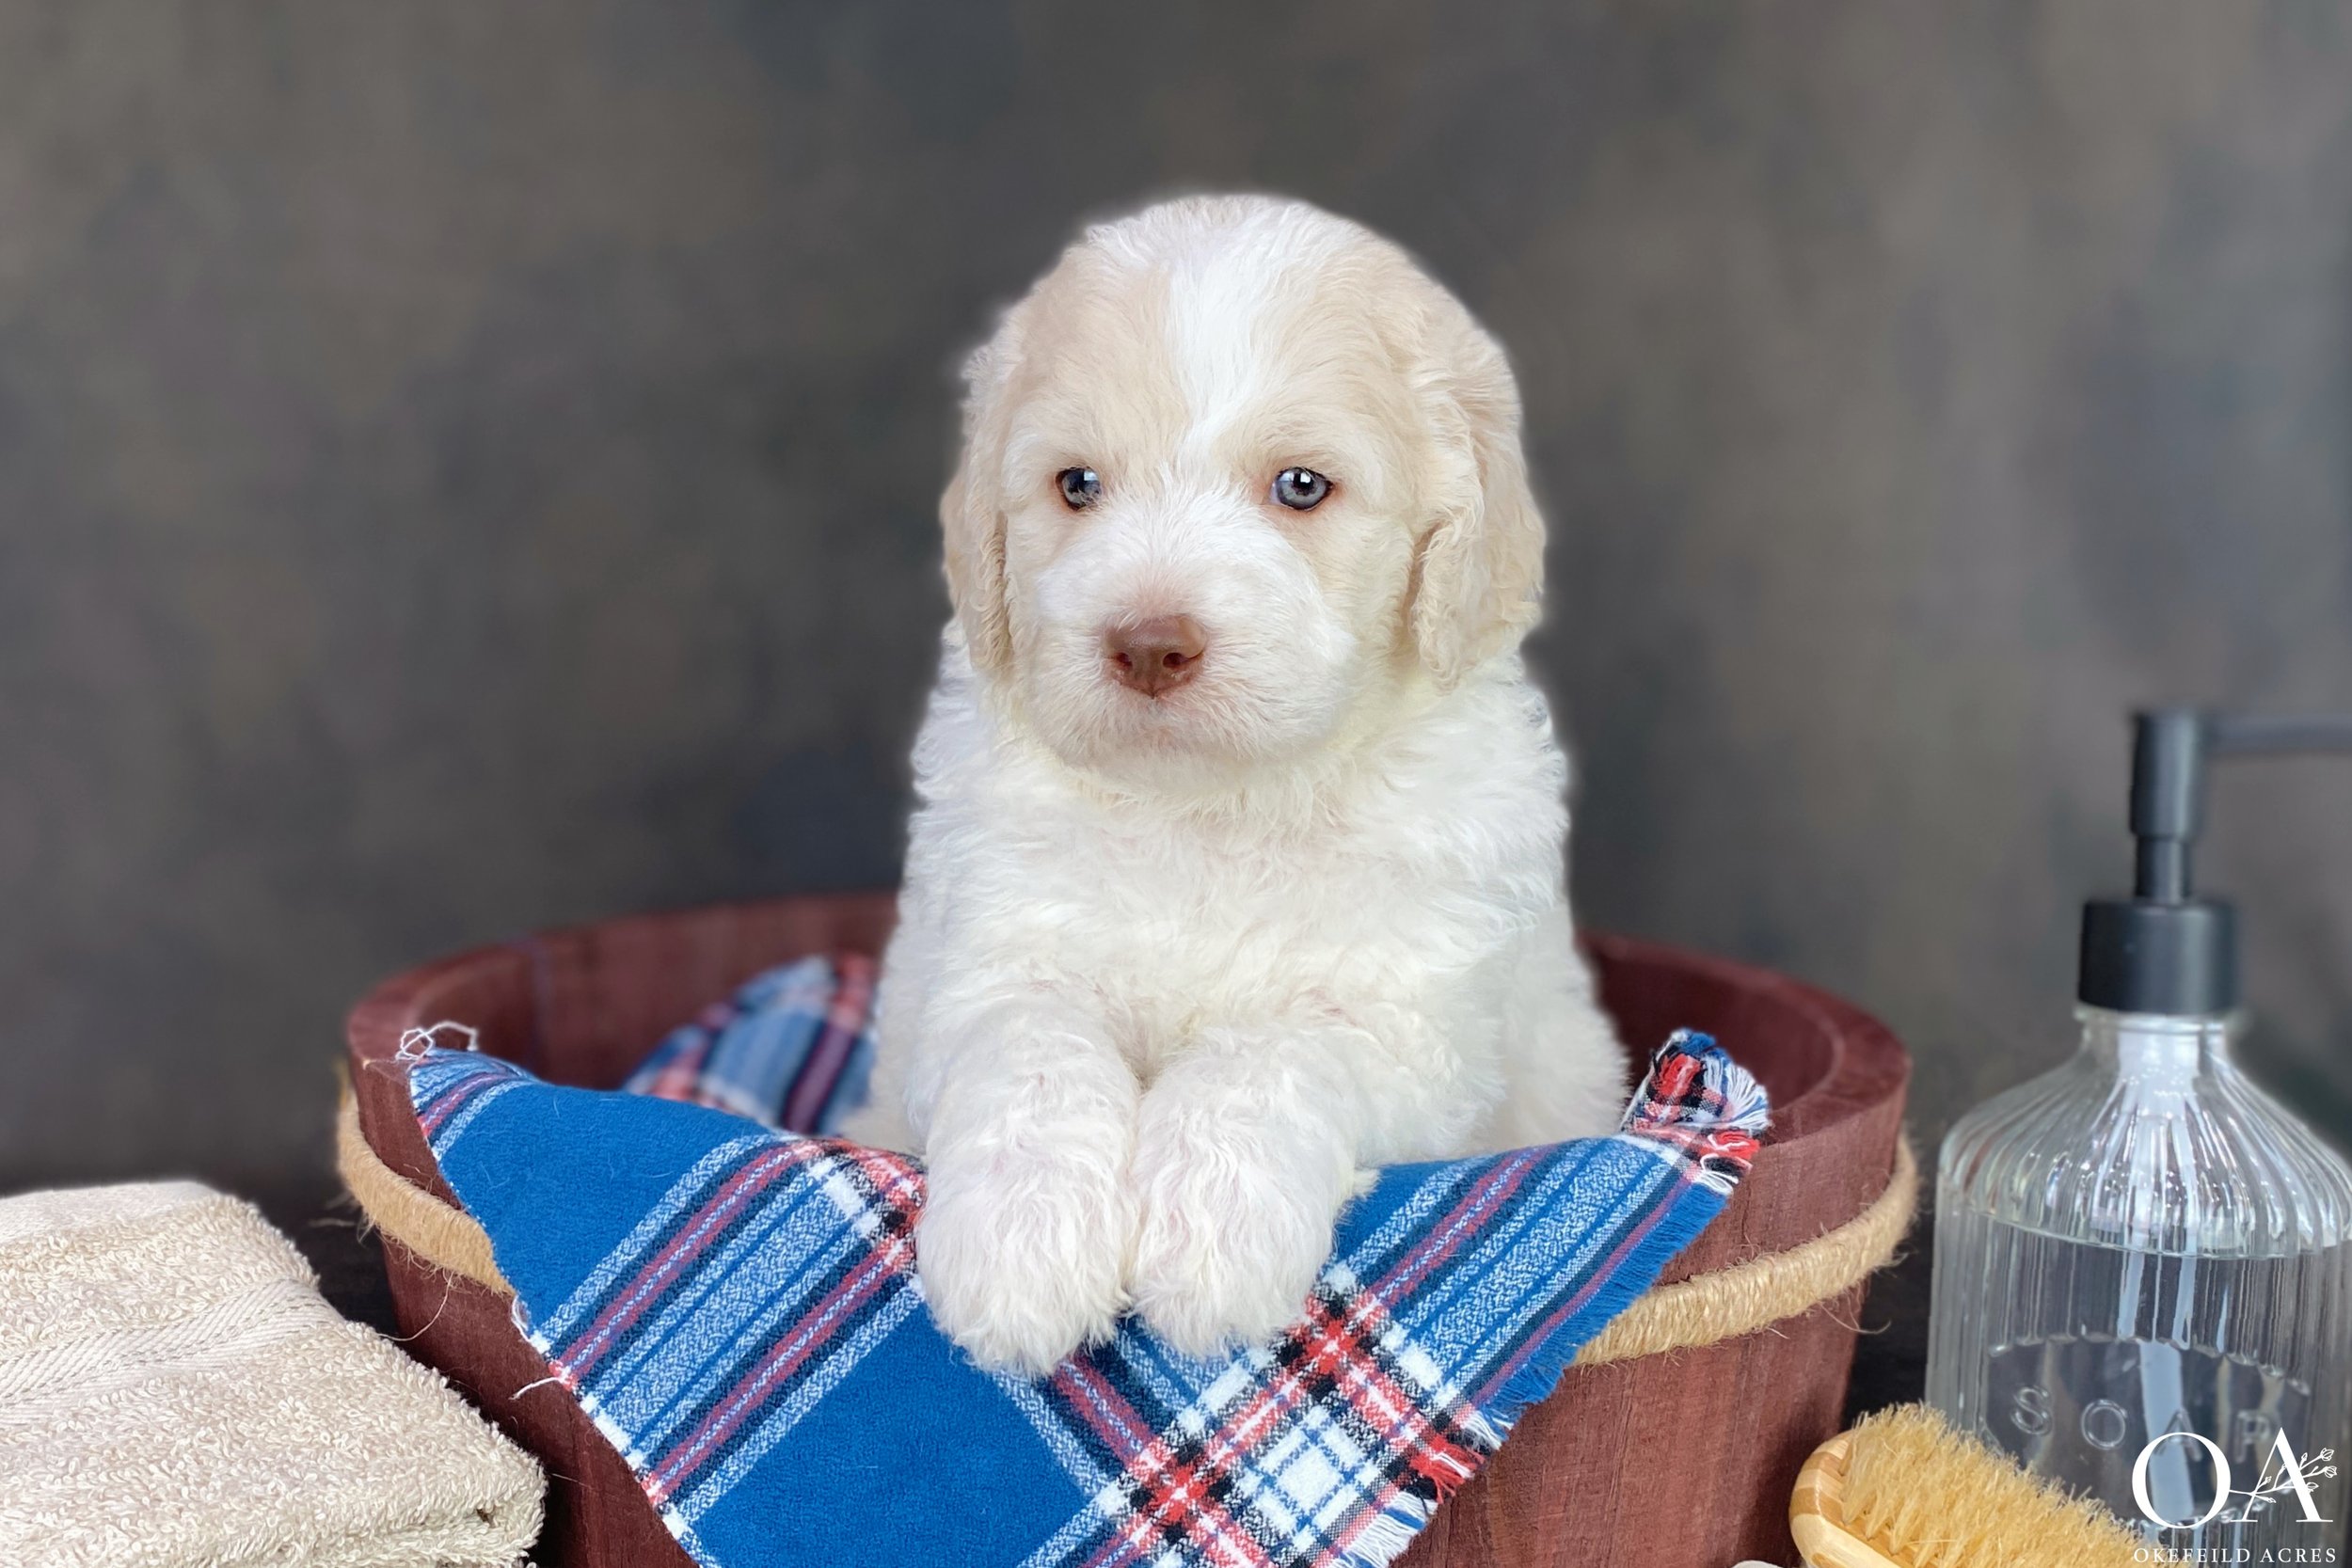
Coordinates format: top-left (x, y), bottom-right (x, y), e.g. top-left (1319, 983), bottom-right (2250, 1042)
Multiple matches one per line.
top-left (1127, 1123), bottom-right (1343, 1358)
top-left (917, 1148), bottom-right (1133, 1375)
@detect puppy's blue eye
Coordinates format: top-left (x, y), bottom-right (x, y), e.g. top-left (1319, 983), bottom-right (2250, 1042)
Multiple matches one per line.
top-left (1057, 467), bottom-right (1102, 509)
top-left (1272, 467), bottom-right (1330, 511)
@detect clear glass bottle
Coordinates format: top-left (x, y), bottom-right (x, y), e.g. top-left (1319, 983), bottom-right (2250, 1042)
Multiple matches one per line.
top-left (1928, 709), bottom-right (2352, 1556)
top-left (1928, 1006), bottom-right (2352, 1555)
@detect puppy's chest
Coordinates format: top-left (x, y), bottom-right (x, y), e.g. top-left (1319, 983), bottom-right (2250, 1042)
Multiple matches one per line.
top-left (1035, 816), bottom-right (1394, 948)
top-left (986, 800), bottom-right (1506, 1019)
top-left (908, 675), bottom-right (1570, 1044)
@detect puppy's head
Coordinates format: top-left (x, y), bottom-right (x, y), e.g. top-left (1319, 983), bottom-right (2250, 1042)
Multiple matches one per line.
top-left (943, 195), bottom-right (1543, 790)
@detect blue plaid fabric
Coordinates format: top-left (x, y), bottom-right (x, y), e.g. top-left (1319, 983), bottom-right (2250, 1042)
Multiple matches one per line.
top-left (624, 954), bottom-right (879, 1132)
top-left (407, 959), bottom-right (1766, 1568)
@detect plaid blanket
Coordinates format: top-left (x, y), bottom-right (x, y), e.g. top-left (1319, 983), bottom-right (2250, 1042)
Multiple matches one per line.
top-left (408, 957), bottom-right (1766, 1568)
top-left (624, 954), bottom-right (881, 1132)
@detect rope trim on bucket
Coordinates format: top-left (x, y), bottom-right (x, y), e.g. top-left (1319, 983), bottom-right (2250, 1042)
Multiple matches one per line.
top-left (335, 1085), bottom-right (1915, 1364)
top-left (338, 1089), bottom-right (510, 1294)
top-left (1572, 1136), bottom-right (1915, 1365)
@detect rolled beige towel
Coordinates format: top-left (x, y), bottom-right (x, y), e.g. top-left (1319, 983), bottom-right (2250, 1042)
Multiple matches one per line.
top-left (0, 1180), bottom-right (543, 1568)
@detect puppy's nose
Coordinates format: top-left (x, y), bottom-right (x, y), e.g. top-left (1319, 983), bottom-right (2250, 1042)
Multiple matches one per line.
top-left (1104, 615), bottom-right (1207, 696)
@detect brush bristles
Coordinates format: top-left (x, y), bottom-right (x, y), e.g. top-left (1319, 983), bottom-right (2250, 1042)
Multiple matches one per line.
top-left (1837, 1405), bottom-right (2146, 1568)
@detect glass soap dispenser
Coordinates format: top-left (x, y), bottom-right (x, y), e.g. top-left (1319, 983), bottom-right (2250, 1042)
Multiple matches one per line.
top-left (1928, 710), bottom-right (2352, 1557)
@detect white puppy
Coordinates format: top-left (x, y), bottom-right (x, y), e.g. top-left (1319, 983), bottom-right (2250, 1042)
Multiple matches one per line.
top-left (841, 195), bottom-right (1625, 1373)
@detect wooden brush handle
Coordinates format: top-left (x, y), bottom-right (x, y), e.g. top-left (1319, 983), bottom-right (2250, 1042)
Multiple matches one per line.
top-left (1789, 1433), bottom-right (1909, 1568)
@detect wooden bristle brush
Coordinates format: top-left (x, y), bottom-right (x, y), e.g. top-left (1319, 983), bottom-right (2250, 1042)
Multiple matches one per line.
top-left (1789, 1403), bottom-right (2145, 1568)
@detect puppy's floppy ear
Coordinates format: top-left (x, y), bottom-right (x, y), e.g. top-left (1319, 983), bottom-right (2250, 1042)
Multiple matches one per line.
top-left (941, 324), bottom-right (1022, 677)
top-left (1408, 320), bottom-right (1547, 689)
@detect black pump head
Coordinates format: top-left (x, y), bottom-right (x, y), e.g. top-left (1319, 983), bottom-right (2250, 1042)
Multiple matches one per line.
top-left (2077, 709), bottom-right (2352, 1016)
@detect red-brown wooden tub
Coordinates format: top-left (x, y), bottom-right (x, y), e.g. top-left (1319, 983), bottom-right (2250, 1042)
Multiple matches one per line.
top-left (342, 893), bottom-right (1910, 1568)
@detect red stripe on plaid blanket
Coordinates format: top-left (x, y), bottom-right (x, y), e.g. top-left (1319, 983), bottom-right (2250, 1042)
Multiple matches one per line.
top-left (416, 1068), bottom-right (506, 1138)
top-left (559, 1142), bottom-right (826, 1381)
top-left (1366, 1150), bottom-right (1544, 1302)
top-left (779, 953), bottom-right (879, 1132)
top-left (1051, 1359), bottom-right (1277, 1568)
top-left (644, 1146), bottom-right (924, 1504)
top-left (1469, 1183), bottom-right (1677, 1404)
top-left (1054, 1284), bottom-right (1481, 1568)
top-left (636, 1026), bottom-right (719, 1107)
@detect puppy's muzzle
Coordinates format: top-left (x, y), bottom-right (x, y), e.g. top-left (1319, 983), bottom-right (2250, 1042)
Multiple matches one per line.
top-left (1104, 615), bottom-right (1207, 698)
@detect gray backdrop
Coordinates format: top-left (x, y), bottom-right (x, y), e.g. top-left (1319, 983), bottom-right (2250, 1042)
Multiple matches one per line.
top-left (6, 1), bottom-right (2350, 1194)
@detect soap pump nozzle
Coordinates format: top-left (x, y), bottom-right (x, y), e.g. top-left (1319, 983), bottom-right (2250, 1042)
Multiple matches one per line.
top-left (2078, 708), bottom-right (2352, 1017)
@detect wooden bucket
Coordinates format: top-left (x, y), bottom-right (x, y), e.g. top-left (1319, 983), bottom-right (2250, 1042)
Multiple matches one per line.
top-left (342, 894), bottom-right (1911, 1567)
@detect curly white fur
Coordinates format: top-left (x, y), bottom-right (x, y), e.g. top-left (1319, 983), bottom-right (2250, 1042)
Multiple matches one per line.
top-left (840, 195), bottom-right (1625, 1372)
